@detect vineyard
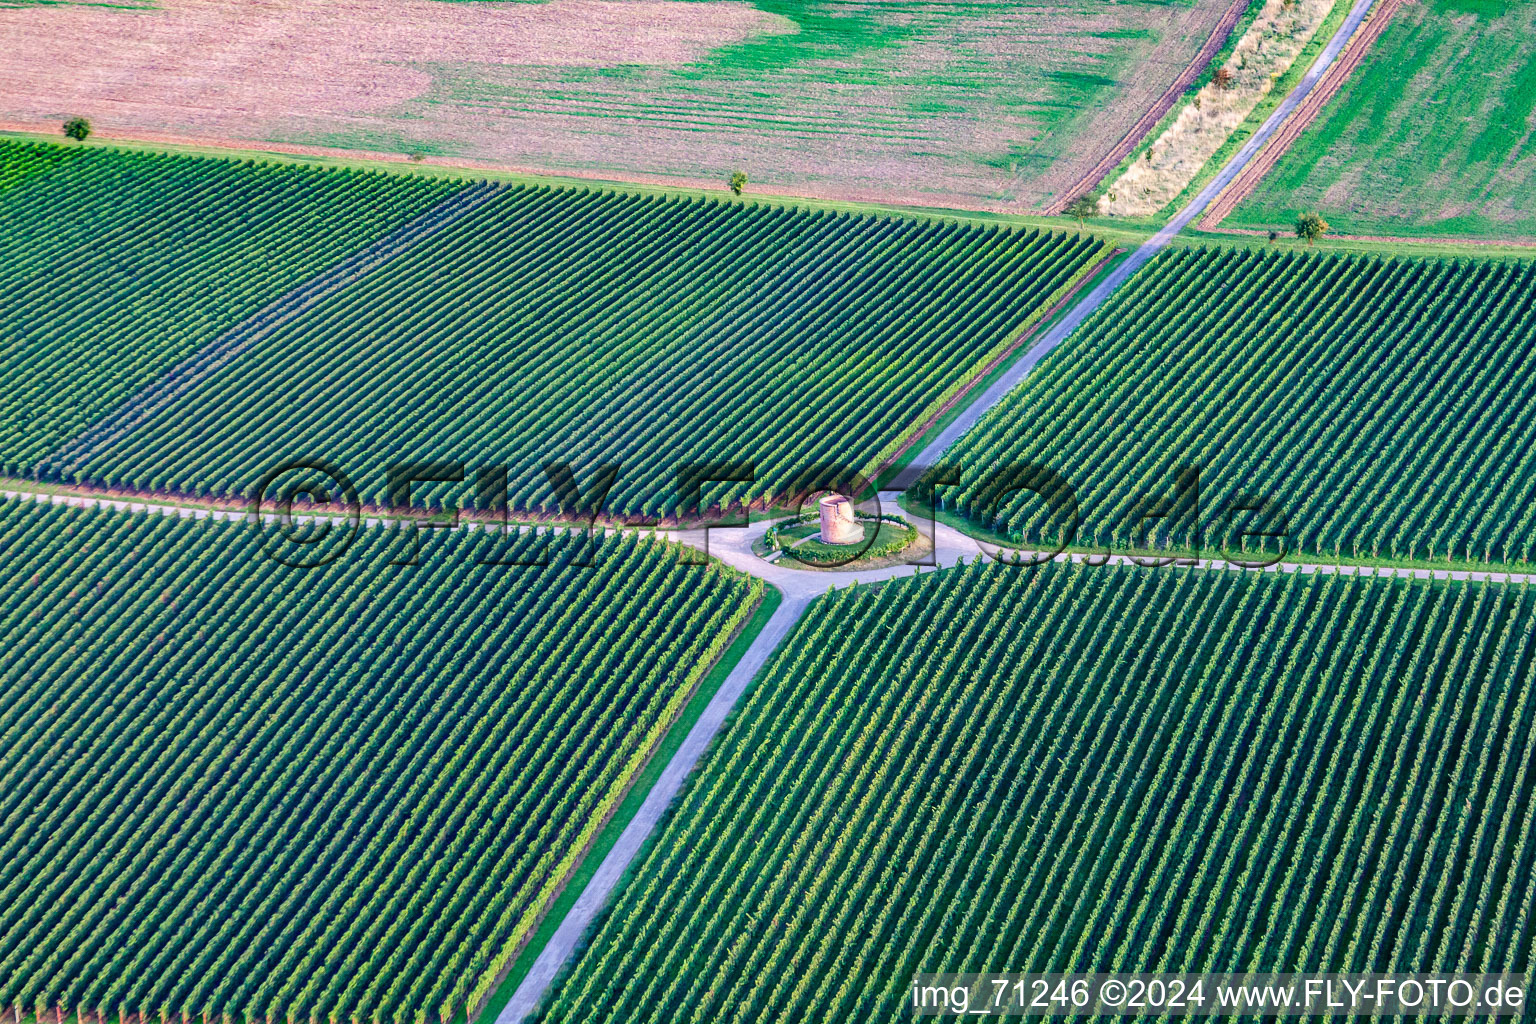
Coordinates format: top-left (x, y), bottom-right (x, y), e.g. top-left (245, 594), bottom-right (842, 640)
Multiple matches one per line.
top-left (0, 140), bottom-right (458, 473)
top-left (535, 561), bottom-right (1536, 1023)
top-left (939, 246), bottom-right (1536, 567)
top-left (0, 500), bottom-right (757, 1024)
top-left (51, 185), bottom-right (1109, 519)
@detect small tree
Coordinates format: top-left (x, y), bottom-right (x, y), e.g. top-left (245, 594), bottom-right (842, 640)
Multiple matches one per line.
top-left (1213, 67), bottom-right (1235, 90)
top-left (1064, 194), bottom-right (1100, 225)
top-left (1268, 229), bottom-right (1279, 243)
top-left (1295, 211), bottom-right (1330, 245)
top-left (63, 117), bottom-right (91, 142)
top-left (729, 170), bottom-right (748, 196)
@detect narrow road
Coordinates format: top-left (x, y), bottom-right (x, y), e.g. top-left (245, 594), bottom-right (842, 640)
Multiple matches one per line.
top-left (490, 0), bottom-right (1393, 1018)
top-left (8, 485), bottom-right (1527, 589)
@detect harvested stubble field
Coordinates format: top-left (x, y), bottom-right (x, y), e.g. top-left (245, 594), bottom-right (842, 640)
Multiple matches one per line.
top-left (50, 170), bottom-right (1109, 519)
top-left (1227, 0), bottom-right (1536, 240)
top-left (535, 561), bottom-right (1536, 1023)
top-left (0, 499), bottom-right (759, 1024)
top-left (0, 0), bottom-right (1240, 210)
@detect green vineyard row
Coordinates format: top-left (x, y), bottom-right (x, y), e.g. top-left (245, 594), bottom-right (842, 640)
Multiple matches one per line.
top-left (941, 246), bottom-right (1536, 568)
top-left (0, 500), bottom-right (757, 1024)
top-left (0, 141), bottom-right (458, 474)
top-left (53, 182), bottom-right (1107, 518)
top-left (537, 561), bottom-right (1536, 1023)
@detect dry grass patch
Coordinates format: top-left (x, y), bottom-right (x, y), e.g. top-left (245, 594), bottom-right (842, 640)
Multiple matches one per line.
top-left (1103, 0), bottom-right (1334, 217)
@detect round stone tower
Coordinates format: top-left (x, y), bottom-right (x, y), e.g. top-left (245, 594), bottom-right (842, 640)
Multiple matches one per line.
top-left (818, 494), bottom-right (862, 545)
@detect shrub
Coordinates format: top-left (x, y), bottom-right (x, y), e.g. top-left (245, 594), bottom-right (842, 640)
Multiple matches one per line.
top-left (1295, 212), bottom-right (1330, 245)
top-left (1064, 194), bottom-right (1100, 225)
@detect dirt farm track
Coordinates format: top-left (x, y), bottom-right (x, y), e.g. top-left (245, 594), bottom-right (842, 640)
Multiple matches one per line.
top-left (1198, 0), bottom-right (1409, 228)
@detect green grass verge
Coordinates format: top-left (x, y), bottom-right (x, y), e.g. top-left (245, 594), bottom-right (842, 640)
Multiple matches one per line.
top-left (465, 584), bottom-right (783, 1024)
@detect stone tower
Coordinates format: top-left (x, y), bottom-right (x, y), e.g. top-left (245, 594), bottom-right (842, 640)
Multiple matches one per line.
top-left (818, 494), bottom-right (862, 545)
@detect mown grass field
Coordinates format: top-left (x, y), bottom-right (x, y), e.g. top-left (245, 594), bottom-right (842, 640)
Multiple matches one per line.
top-left (0, 500), bottom-right (757, 1024)
top-left (534, 561), bottom-right (1536, 1023)
top-left (939, 245), bottom-right (1536, 569)
top-left (1227, 0), bottom-right (1536, 239)
top-left (50, 175), bottom-right (1108, 519)
top-left (0, 140), bottom-right (457, 474)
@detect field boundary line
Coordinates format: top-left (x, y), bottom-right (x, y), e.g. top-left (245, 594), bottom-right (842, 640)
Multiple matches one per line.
top-left (1043, 0), bottom-right (1254, 215)
top-left (37, 180), bottom-right (506, 481)
top-left (1199, 0), bottom-right (1409, 228)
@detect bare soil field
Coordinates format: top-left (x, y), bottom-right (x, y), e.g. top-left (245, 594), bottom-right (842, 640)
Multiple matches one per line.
top-left (0, 0), bottom-right (1240, 211)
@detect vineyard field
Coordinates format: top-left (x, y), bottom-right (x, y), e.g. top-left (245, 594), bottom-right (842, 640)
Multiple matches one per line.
top-left (536, 561), bottom-right (1536, 1023)
top-left (939, 246), bottom-right (1536, 567)
top-left (52, 184), bottom-right (1109, 519)
top-left (0, 500), bottom-right (757, 1024)
top-left (0, 140), bottom-right (459, 473)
